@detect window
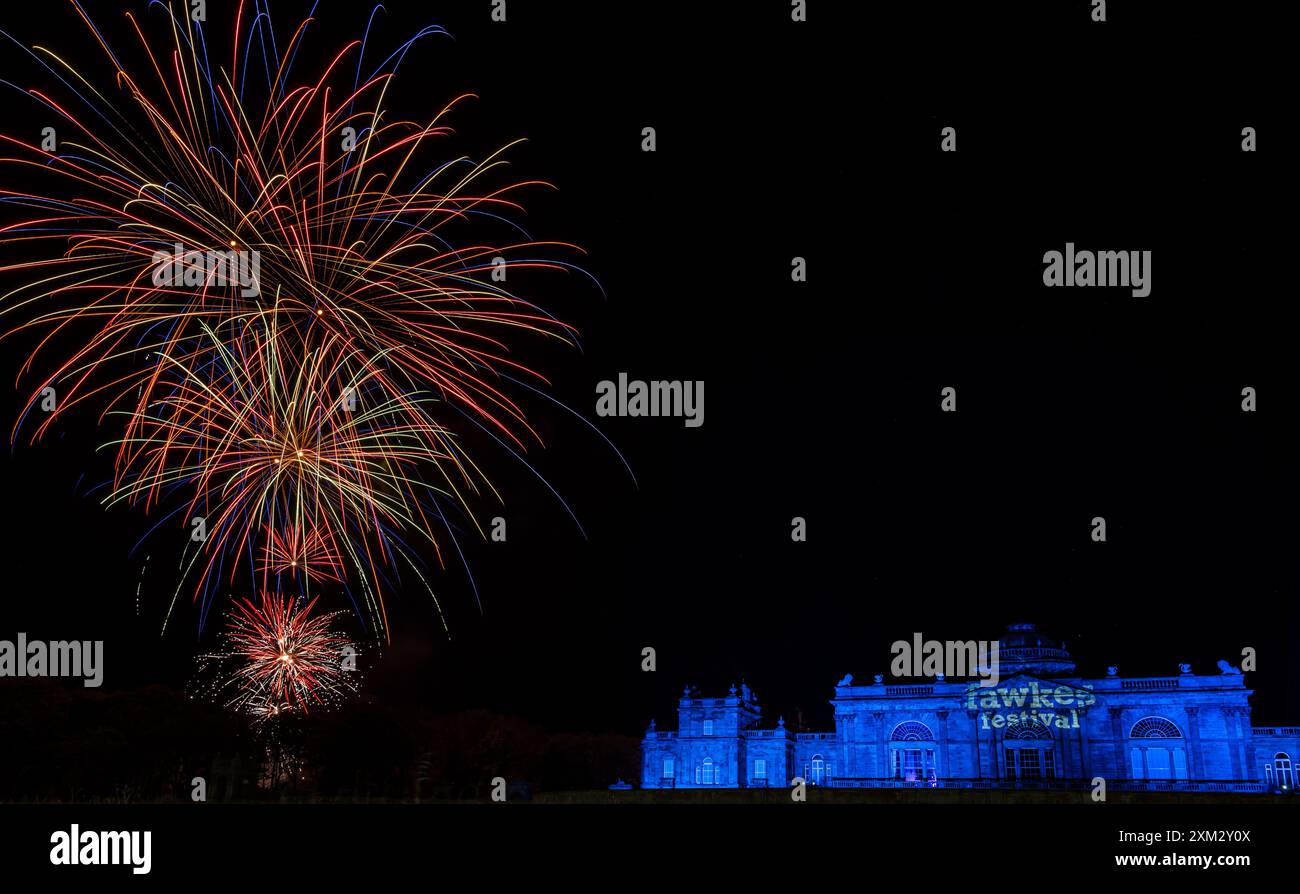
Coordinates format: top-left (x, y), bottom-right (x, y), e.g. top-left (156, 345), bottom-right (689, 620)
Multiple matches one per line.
top-left (1005, 719), bottom-right (1051, 741)
top-left (1020, 748), bottom-right (1042, 780)
top-left (699, 757), bottom-right (717, 785)
top-left (1128, 716), bottom-right (1187, 781)
top-left (890, 721), bottom-right (935, 742)
top-left (1128, 745), bottom-right (1188, 780)
top-left (1003, 720), bottom-right (1053, 781)
top-left (893, 747), bottom-right (936, 782)
top-left (702, 720), bottom-right (714, 736)
top-left (1005, 747), bottom-right (1054, 780)
top-left (663, 758), bottom-right (674, 779)
top-left (810, 755), bottom-right (825, 785)
top-left (1129, 716), bottom-right (1183, 739)
top-left (754, 759), bottom-right (767, 780)
top-left (1149, 747), bottom-right (1173, 778)
top-left (1155, 750), bottom-right (1176, 781)
top-left (888, 721), bottom-right (938, 782)
top-left (1274, 753), bottom-right (1294, 790)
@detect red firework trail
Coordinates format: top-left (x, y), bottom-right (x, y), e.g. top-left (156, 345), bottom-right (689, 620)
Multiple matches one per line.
top-left (0, 0), bottom-right (610, 638)
top-left (223, 592), bottom-right (358, 711)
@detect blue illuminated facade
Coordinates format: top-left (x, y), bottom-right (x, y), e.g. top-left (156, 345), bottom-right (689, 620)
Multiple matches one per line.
top-left (641, 623), bottom-right (1300, 793)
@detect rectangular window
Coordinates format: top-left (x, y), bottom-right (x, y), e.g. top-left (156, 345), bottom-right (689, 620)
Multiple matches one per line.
top-left (754, 759), bottom-right (767, 779)
top-left (1020, 749), bottom-right (1041, 780)
top-left (1044, 749), bottom-right (1056, 780)
top-left (1172, 748), bottom-right (1187, 780)
top-left (902, 749), bottom-right (923, 782)
top-left (663, 758), bottom-right (674, 778)
top-left (1146, 747), bottom-right (1172, 780)
top-left (702, 720), bottom-right (713, 736)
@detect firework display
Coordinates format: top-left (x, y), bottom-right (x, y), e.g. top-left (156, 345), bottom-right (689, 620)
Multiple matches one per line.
top-left (0, 0), bottom-right (591, 705)
top-left (196, 592), bottom-right (360, 718)
top-left (0, 0), bottom-right (1295, 882)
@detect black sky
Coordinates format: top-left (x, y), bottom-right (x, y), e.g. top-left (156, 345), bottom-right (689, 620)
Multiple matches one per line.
top-left (0, 0), bottom-right (1294, 743)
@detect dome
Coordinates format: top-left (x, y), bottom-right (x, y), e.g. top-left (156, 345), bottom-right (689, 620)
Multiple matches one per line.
top-left (997, 622), bottom-right (1075, 676)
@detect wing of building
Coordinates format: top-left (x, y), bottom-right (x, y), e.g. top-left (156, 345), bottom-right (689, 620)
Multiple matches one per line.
top-left (641, 623), bottom-right (1299, 793)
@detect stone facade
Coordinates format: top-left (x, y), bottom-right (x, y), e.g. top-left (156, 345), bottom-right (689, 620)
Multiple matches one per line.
top-left (641, 623), bottom-right (1300, 793)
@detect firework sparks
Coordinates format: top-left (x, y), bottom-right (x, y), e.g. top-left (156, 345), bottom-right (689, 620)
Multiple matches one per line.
top-left (0, 0), bottom-right (603, 641)
top-left (260, 523), bottom-right (346, 584)
top-left (103, 314), bottom-right (465, 635)
top-left (198, 591), bottom-right (360, 717)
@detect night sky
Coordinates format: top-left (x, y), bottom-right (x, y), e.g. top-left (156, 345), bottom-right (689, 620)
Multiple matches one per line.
top-left (0, 0), bottom-right (1294, 746)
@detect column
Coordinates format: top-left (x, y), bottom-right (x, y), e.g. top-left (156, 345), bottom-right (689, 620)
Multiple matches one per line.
top-left (874, 712), bottom-right (887, 778)
top-left (1109, 708), bottom-right (1127, 778)
top-left (936, 710), bottom-right (950, 780)
top-left (1184, 706), bottom-right (1201, 780)
top-left (1076, 716), bottom-right (1089, 779)
top-left (840, 714), bottom-right (852, 778)
top-left (1227, 707), bottom-right (1245, 780)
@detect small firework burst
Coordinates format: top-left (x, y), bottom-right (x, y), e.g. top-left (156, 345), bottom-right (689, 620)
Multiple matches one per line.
top-left (260, 524), bottom-right (346, 584)
top-left (244, 693), bottom-right (294, 730)
top-left (196, 592), bottom-right (361, 722)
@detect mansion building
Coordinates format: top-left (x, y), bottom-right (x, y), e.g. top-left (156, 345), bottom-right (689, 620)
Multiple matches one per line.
top-left (640, 623), bottom-right (1300, 793)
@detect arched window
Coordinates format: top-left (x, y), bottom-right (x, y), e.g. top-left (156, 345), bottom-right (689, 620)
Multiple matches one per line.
top-left (1273, 752), bottom-right (1293, 791)
top-left (1005, 719), bottom-right (1052, 740)
top-left (890, 721), bottom-right (934, 742)
top-left (888, 721), bottom-right (937, 783)
top-left (1128, 716), bottom-right (1187, 781)
top-left (810, 754), bottom-right (825, 785)
top-left (1003, 720), bottom-right (1055, 780)
top-left (1129, 716), bottom-right (1183, 739)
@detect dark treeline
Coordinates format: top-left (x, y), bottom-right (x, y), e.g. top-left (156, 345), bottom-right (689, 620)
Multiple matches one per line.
top-left (0, 680), bottom-right (638, 802)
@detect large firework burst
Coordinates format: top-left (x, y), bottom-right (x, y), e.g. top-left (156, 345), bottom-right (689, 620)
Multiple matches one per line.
top-left (104, 314), bottom-right (464, 634)
top-left (0, 0), bottom-right (602, 640)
